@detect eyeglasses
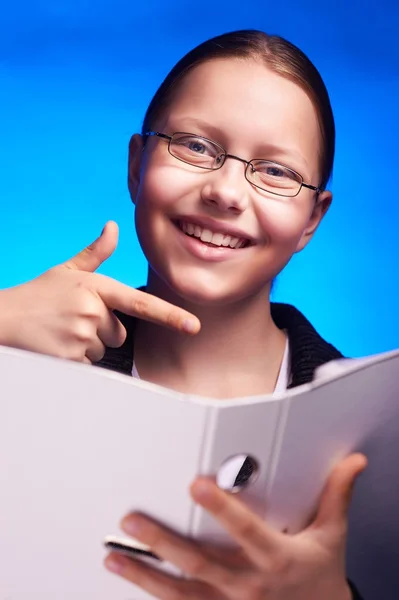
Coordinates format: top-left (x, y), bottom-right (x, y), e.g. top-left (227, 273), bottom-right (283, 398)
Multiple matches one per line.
top-left (144, 131), bottom-right (321, 198)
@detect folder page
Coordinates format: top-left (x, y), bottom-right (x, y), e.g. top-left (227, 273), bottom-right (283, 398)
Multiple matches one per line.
top-left (0, 346), bottom-right (211, 599)
top-left (265, 350), bottom-right (399, 598)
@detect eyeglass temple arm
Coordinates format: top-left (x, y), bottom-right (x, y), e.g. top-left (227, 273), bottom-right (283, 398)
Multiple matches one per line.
top-left (302, 182), bottom-right (321, 194)
top-left (144, 131), bottom-right (172, 141)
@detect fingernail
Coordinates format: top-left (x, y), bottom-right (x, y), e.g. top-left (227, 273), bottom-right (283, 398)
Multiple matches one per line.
top-left (122, 516), bottom-right (143, 537)
top-left (183, 319), bottom-right (199, 334)
top-left (105, 554), bottom-right (127, 574)
top-left (191, 479), bottom-right (213, 500)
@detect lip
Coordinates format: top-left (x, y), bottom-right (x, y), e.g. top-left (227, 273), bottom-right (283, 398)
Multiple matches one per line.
top-left (174, 221), bottom-right (253, 262)
top-left (174, 215), bottom-right (255, 245)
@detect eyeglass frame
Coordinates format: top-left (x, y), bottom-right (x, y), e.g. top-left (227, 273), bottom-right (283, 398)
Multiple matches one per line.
top-left (144, 130), bottom-right (321, 198)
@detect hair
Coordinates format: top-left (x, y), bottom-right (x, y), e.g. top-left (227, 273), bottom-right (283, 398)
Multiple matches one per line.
top-left (142, 30), bottom-right (335, 190)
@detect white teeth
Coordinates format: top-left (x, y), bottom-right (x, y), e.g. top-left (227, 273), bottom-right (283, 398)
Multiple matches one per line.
top-left (212, 233), bottom-right (224, 246)
top-left (179, 221), bottom-right (248, 249)
top-left (200, 229), bottom-right (213, 243)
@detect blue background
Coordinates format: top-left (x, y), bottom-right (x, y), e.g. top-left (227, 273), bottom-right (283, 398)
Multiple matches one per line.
top-left (1, 1), bottom-right (398, 357)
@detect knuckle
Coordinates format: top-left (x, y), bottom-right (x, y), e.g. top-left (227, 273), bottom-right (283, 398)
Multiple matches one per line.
top-left (236, 520), bottom-right (257, 540)
top-left (67, 318), bottom-right (97, 346)
top-left (163, 589), bottom-right (186, 600)
top-left (166, 308), bottom-right (182, 329)
top-left (184, 552), bottom-right (209, 578)
top-left (239, 576), bottom-right (268, 600)
top-left (50, 342), bottom-right (81, 362)
top-left (51, 348), bottom-right (68, 360)
top-left (215, 569), bottom-right (237, 590)
top-left (245, 592), bottom-right (262, 600)
top-left (75, 245), bottom-right (96, 266)
top-left (102, 330), bottom-right (125, 350)
top-left (94, 350), bottom-right (106, 363)
top-left (72, 324), bottom-right (95, 344)
top-left (87, 342), bottom-right (106, 363)
top-left (74, 290), bottom-right (102, 321)
top-left (80, 308), bottom-right (101, 323)
top-left (249, 590), bottom-right (265, 600)
top-left (66, 348), bottom-right (86, 363)
top-left (64, 244), bottom-right (95, 271)
top-left (131, 297), bottom-right (150, 317)
top-left (125, 563), bottom-right (147, 587)
top-left (60, 260), bottom-right (79, 272)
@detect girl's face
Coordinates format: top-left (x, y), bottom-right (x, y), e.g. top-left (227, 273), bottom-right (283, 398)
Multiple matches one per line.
top-left (129, 58), bottom-right (332, 306)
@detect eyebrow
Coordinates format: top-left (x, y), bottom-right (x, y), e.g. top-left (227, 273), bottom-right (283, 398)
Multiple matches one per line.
top-left (168, 116), bottom-right (310, 172)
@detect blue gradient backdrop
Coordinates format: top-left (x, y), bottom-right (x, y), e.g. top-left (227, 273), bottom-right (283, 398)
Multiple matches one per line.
top-left (1, 1), bottom-right (398, 357)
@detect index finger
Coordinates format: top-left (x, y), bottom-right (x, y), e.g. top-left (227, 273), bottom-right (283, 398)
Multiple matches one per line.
top-left (96, 276), bottom-right (201, 335)
top-left (190, 478), bottom-right (281, 565)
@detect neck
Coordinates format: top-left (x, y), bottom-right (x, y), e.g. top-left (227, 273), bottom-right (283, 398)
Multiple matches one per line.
top-left (134, 271), bottom-right (287, 399)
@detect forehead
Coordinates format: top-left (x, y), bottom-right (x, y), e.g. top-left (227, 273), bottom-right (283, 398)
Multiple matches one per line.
top-left (161, 58), bottom-right (321, 172)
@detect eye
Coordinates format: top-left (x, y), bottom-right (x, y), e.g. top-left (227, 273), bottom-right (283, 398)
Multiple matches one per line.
top-left (187, 140), bottom-right (207, 154)
top-left (255, 163), bottom-right (292, 179)
top-left (173, 135), bottom-right (218, 158)
top-left (249, 161), bottom-right (301, 192)
top-left (252, 161), bottom-right (299, 181)
top-left (265, 165), bottom-right (286, 178)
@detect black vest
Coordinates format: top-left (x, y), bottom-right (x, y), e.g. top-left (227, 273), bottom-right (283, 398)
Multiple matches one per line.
top-left (95, 302), bottom-right (343, 387)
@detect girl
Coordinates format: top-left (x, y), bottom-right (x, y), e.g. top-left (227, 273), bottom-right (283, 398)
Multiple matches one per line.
top-left (0, 30), bottom-right (366, 599)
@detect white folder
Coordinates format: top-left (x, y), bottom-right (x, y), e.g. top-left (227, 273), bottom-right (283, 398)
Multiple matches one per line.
top-left (1, 345), bottom-right (399, 599)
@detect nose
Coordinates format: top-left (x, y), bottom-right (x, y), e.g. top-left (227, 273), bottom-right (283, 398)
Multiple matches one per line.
top-left (200, 158), bottom-right (250, 214)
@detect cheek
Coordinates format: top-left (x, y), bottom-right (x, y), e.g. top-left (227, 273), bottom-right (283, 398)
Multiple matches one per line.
top-left (137, 164), bottom-right (197, 214)
top-left (133, 167), bottom-right (178, 251)
top-left (133, 165), bottom-right (197, 269)
top-left (255, 200), bottom-right (310, 248)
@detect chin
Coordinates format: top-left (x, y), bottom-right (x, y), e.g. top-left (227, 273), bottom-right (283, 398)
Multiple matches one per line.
top-left (175, 287), bottom-right (233, 307)
top-left (162, 270), bottom-right (264, 309)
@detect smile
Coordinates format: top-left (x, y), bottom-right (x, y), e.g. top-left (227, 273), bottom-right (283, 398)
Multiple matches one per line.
top-left (177, 220), bottom-right (250, 249)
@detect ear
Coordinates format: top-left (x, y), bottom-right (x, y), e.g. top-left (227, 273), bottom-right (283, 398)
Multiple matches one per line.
top-left (295, 190), bottom-right (332, 253)
top-left (128, 134), bottom-right (144, 205)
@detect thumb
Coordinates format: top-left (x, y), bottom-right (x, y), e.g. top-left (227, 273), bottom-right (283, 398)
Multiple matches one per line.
top-left (61, 221), bottom-right (119, 273)
top-left (313, 453), bottom-right (368, 531)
